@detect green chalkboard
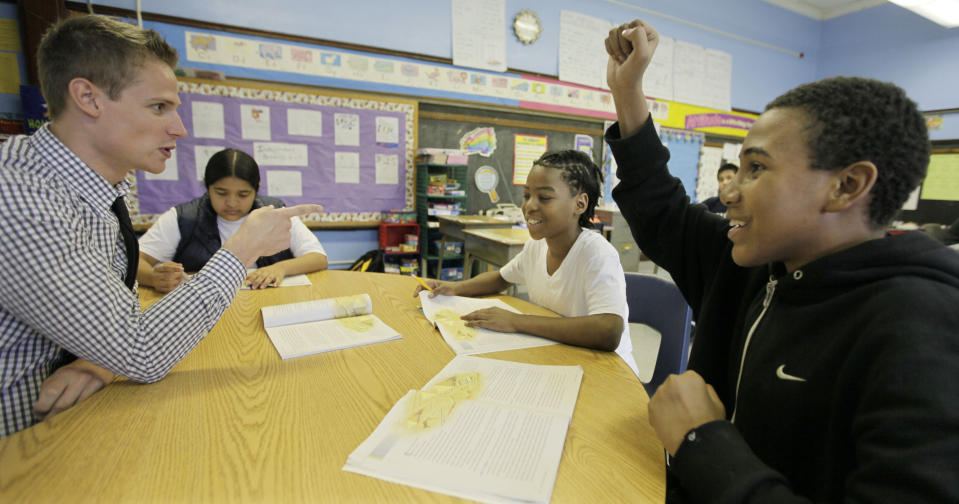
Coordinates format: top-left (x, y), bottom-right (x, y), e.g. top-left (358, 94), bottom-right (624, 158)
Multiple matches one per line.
top-left (417, 102), bottom-right (605, 215)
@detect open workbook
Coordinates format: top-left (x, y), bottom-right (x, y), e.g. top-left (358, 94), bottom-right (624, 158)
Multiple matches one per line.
top-left (261, 294), bottom-right (401, 359)
top-left (418, 291), bottom-right (556, 355)
top-left (344, 355), bottom-right (583, 504)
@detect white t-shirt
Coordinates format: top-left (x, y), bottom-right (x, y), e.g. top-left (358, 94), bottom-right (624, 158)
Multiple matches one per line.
top-left (499, 228), bottom-right (638, 376)
top-left (139, 206), bottom-right (326, 264)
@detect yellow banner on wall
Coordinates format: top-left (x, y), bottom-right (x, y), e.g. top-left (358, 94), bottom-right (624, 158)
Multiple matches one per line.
top-left (649, 98), bottom-right (758, 138)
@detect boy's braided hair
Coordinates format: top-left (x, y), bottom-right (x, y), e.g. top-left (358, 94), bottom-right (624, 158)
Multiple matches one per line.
top-left (534, 150), bottom-right (604, 229)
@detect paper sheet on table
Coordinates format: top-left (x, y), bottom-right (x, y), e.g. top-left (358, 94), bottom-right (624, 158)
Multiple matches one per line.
top-left (261, 294), bottom-right (401, 359)
top-left (343, 356), bottom-right (583, 504)
top-left (418, 292), bottom-right (555, 355)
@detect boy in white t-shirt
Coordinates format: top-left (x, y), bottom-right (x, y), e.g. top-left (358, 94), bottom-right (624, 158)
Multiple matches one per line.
top-left (416, 150), bottom-right (638, 376)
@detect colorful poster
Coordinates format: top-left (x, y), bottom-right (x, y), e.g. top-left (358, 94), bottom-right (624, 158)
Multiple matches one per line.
top-left (459, 127), bottom-right (497, 157)
top-left (920, 154), bottom-right (959, 201)
top-left (512, 134), bottom-right (548, 185)
top-left (574, 134), bottom-right (593, 157)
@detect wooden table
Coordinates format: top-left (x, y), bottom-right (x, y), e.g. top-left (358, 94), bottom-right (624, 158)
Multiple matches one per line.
top-left (463, 227), bottom-right (530, 281)
top-left (434, 215), bottom-right (514, 279)
top-left (0, 270), bottom-right (664, 503)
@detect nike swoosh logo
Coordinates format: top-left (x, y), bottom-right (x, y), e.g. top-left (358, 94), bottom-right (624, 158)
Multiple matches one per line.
top-left (776, 364), bottom-right (807, 382)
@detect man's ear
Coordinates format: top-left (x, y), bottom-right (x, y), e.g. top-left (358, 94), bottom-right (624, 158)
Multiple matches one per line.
top-left (824, 161), bottom-right (877, 213)
top-left (66, 78), bottom-right (104, 119)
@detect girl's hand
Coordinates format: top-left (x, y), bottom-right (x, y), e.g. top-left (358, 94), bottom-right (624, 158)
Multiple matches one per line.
top-left (413, 279), bottom-right (458, 298)
top-left (246, 264), bottom-right (286, 289)
top-left (461, 307), bottom-right (520, 333)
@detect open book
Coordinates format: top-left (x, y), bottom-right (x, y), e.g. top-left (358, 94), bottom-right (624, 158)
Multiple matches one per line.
top-left (261, 294), bottom-right (401, 359)
top-left (418, 292), bottom-right (556, 355)
top-left (344, 355), bottom-right (583, 504)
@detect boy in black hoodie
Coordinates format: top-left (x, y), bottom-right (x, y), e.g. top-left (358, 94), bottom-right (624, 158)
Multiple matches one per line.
top-left (605, 19), bottom-right (959, 503)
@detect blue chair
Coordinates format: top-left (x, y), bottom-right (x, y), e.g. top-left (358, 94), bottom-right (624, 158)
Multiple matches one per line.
top-left (624, 272), bottom-right (694, 397)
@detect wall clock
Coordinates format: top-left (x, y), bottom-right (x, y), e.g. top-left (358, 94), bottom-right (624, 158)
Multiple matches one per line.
top-left (513, 10), bottom-right (542, 45)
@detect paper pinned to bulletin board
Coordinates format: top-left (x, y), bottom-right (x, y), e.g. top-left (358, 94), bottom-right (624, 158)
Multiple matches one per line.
top-left (696, 145), bottom-right (723, 202)
top-left (920, 153), bottom-right (959, 202)
top-left (512, 134), bottom-right (548, 185)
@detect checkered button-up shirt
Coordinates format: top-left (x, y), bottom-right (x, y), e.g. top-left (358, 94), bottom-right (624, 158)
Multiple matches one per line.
top-left (0, 126), bottom-right (246, 438)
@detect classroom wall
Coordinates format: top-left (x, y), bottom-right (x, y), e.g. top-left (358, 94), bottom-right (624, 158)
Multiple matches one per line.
top-left (817, 3), bottom-right (959, 112)
top-left (89, 0), bottom-right (819, 112)
top-left (8, 1), bottom-right (959, 112)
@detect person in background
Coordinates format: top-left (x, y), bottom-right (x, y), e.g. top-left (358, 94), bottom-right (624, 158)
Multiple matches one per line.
top-left (605, 18), bottom-right (959, 503)
top-left (415, 150), bottom-right (640, 377)
top-left (138, 148), bottom-right (328, 292)
top-left (701, 163), bottom-right (737, 214)
top-left (0, 15), bottom-right (321, 437)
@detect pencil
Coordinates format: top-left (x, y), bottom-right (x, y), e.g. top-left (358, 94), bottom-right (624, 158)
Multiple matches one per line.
top-left (414, 276), bottom-right (433, 291)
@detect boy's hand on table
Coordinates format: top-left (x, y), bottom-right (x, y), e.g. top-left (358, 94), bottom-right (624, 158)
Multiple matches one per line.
top-left (152, 261), bottom-right (185, 293)
top-left (246, 264), bottom-right (285, 289)
top-left (461, 307), bottom-right (520, 333)
top-left (33, 359), bottom-right (116, 421)
top-left (648, 370), bottom-right (726, 456)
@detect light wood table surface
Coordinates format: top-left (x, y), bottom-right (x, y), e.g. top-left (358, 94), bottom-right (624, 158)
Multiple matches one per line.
top-left (0, 270), bottom-right (664, 503)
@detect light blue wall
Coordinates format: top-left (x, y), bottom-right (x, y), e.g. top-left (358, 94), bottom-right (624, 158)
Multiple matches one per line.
top-left (818, 3), bottom-right (959, 111)
top-left (90, 0), bottom-right (819, 112)
top-left (314, 229), bottom-right (378, 269)
top-left (10, 1), bottom-right (959, 111)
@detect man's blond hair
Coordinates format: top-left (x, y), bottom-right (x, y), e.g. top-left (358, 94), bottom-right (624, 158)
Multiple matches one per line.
top-left (37, 15), bottom-right (178, 119)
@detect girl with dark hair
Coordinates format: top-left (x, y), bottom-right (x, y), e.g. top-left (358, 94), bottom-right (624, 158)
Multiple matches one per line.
top-left (138, 148), bottom-right (327, 292)
top-left (414, 150), bottom-right (639, 376)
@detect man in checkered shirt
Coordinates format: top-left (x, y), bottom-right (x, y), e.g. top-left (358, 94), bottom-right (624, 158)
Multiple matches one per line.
top-left (0, 15), bottom-right (321, 438)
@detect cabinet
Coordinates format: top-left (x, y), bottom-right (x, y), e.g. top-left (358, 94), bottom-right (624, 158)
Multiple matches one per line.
top-left (378, 222), bottom-right (420, 275)
top-left (416, 163), bottom-right (468, 279)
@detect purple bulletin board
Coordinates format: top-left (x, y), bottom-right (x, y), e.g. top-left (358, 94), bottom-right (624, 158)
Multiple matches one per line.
top-left (129, 79), bottom-right (416, 227)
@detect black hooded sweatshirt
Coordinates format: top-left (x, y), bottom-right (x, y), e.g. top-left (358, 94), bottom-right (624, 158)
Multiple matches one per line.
top-left (607, 116), bottom-right (959, 503)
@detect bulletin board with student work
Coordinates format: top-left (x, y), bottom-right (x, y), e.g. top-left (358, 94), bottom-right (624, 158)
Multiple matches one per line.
top-left (129, 78), bottom-right (417, 228)
top-left (416, 102), bottom-right (606, 215)
top-left (601, 123), bottom-right (705, 207)
top-left (897, 151), bottom-right (959, 225)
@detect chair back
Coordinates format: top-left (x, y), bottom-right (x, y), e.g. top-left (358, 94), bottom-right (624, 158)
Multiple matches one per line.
top-left (624, 272), bottom-right (693, 397)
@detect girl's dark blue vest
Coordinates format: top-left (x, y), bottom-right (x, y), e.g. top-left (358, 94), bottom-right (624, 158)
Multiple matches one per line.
top-left (172, 194), bottom-right (294, 272)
